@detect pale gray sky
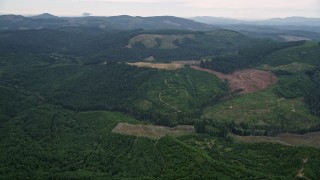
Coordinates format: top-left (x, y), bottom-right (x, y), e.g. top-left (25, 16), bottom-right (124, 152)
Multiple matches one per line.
top-left (0, 0), bottom-right (319, 19)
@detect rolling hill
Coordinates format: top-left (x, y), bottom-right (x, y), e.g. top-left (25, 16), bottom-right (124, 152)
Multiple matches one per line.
top-left (0, 14), bottom-right (215, 31)
top-left (0, 28), bottom-right (256, 62)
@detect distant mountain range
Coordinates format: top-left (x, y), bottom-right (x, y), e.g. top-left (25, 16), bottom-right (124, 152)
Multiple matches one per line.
top-left (1, 13), bottom-right (320, 41)
top-left (191, 16), bottom-right (320, 27)
top-left (0, 13), bottom-right (215, 31)
top-left (191, 16), bottom-right (320, 40)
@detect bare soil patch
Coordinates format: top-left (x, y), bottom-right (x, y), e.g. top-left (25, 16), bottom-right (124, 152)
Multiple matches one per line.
top-left (279, 35), bottom-right (311, 42)
top-left (128, 62), bottom-right (183, 70)
top-left (112, 123), bottom-right (194, 139)
top-left (191, 66), bottom-right (278, 94)
top-left (234, 131), bottom-right (320, 149)
top-left (296, 157), bottom-right (309, 178)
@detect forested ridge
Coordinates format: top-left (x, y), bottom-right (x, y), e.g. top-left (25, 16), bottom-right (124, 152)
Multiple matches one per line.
top-left (0, 28), bottom-right (259, 63)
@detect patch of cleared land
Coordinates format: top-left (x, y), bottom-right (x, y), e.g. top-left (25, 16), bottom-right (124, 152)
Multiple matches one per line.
top-left (128, 62), bottom-right (184, 70)
top-left (143, 56), bottom-right (155, 62)
top-left (279, 35), bottom-right (311, 42)
top-left (191, 66), bottom-right (277, 94)
top-left (257, 62), bottom-right (315, 73)
top-left (171, 60), bottom-right (200, 65)
top-left (235, 131), bottom-right (320, 149)
top-left (112, 123), bottom-right (194, 139)
top-left (126, 34), bottom-right (194, 49)
top-left (203, 90), bottom-right (320, 133)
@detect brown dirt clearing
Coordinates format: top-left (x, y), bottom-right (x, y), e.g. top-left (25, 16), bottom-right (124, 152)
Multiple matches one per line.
top-left (191, 66), bottom-right (278, 94)
top-left (279, 35), bottom-right (311, 42)
top-left (112, 123), bottom-right (194, 139)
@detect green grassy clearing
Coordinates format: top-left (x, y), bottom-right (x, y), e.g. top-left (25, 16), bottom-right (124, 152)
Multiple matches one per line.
top-left (203, 89), bottom-right (320, 134)
top-left (262, 42), bottom-right (320, 66)
top-left (257, 62), bottom-right (315, 73)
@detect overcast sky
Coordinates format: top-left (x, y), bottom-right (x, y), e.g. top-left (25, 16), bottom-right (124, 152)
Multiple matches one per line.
top-left (0, 0), bottom-right (319, 19)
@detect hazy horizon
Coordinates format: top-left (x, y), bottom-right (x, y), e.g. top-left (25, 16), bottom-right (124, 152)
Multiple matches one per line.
top-left (1, 13), bottom-right (320, 21)
top-left (1, 0), bottom-right (319, 20)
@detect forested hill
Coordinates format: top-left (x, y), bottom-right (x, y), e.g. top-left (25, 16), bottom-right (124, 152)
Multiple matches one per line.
top-left (0, 28), bottom-right (257, 63)
top-left (0, 14), bottom-right (215, 31)
top-left (0, 26), bottom-right (309, 68)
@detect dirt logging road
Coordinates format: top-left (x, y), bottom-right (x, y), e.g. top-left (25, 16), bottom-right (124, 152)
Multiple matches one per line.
top-left (191, 66), bottom-right (278, 94)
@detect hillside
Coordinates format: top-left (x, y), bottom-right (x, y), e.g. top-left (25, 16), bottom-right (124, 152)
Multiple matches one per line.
top-left (0, 28), bottom-right (256, 62)
top-left (126, 34), bottom-right (195, 49)
top-left (194, 42), bottom-right (320, 136)
top-left (261, 42), bottom-right (320, 66)
top-left (222, 26), bottom-right (320, 41)
top-left (203, 89), bottom-right (320, 135)
top-left (0, 56), bottom-right (228, 125)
